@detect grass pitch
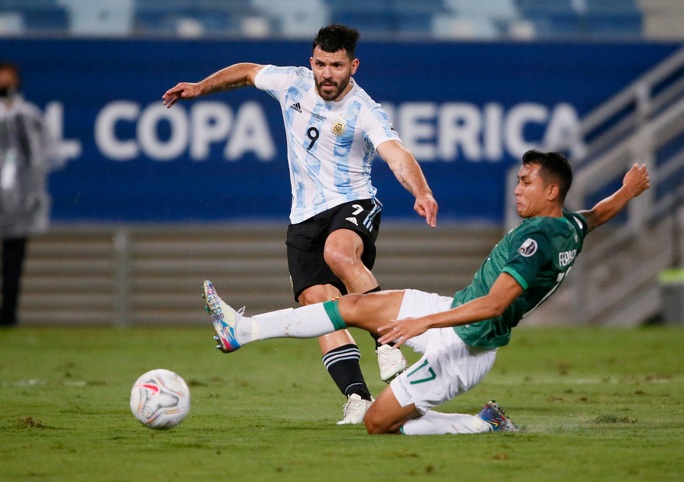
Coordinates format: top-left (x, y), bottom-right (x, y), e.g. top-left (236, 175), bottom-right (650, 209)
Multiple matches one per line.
top-left (1, 325), bottom-right (682, 481)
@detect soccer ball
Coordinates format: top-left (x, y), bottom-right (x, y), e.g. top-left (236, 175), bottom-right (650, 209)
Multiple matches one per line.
top-left (130, 369), bottom-right (191, 429)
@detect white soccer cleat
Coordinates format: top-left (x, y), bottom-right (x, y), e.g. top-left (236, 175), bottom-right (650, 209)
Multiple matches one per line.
top-left (203, 280), bottom-right (244, 353)
top-left (376, 344), bottom-right (408, 383)
top-left (336, 393), bottom-right (373, 425)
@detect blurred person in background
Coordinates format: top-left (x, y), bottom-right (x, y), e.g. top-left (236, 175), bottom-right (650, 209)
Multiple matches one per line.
top-left (163, 25), bottom-right (438, 424)
top-left (0, 62), bottom-right (57, 327)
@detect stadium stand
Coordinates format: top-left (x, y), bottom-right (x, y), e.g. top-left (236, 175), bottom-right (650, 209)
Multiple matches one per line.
top-left (56, 0), bottom-right (134, 36)
top-left (435, 0), bottom-right (522, 39)
top-left (251, 0), bottom-right (327, 39)
top-left (134, 0), bottom-right (265, 38)
top-left (4, 0), bottom-right (680, 40)
top-left (390, 0), bottom-right (448, 37)
top-left (514, 0), bottom-right (584, 37)
top-left (512, 0), bottom-right (642, 39)
top-left (325, 0), bottom-right (395, 38)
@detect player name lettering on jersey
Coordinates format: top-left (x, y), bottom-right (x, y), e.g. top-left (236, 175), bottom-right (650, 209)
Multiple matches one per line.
top-left (559, 249), bottom-right (577, 266)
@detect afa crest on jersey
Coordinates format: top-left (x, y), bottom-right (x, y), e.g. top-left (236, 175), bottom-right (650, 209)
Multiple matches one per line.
top-left (331, 119), bottom-right (346, 136)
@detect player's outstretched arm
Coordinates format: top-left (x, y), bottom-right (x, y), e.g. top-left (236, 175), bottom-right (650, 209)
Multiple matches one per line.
top-left (376, 140), bottom-right (438, 227)
top-left (162, 63), bottom-right (263, 108)
top-left (376, 273), bottom-right (523, 347)
top-left (579, 163), bottom-right (651, 233)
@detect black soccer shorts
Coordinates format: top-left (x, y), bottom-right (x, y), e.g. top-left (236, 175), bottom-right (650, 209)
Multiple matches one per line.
top-left (286, 198), bottom-right (382, 301)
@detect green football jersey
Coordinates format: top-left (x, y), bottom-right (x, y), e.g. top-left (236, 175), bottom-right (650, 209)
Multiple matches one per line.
top-left (453, 210), bottom-right (588, 349)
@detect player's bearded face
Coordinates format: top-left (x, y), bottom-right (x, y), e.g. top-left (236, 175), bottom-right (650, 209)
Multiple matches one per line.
top-left (311, 47), bottom-right (359, 102)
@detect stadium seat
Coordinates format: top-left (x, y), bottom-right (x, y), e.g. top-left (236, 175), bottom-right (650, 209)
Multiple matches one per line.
top-left (0, 0), bottom-right (58, 7)
top-left (390, 0), bottom-right (446, 36)
top-left (0, 11), bottom-right (23, 34)
top-left (584, 0), bottom-right (643, 38)
top-left (0, 0), bottom-right (69, 33)
top-left (515, 0), bottom-right (644, 38)
top-left (439, 0), bottom-right (520, 39)
top-left (432, 15), bottom-right (499, 39)
top-left (135, 0), bottom-right (265, 37)
top-left (326, 0), bottom-right (393, 36)
top-left (514, 0), bottom-right (584, 37)
top-left (251, 0), bottom-right (328, 39)
top-left (445, 0), bottom-right (519, 21)
top-left (57, 0), bottom-right (134, 36)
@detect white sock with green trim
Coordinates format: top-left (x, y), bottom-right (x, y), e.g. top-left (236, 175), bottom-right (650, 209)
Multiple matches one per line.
top-left (237, 301), bottom-right (345, 343)
top-left (401, 410), bottom-right (492, 435)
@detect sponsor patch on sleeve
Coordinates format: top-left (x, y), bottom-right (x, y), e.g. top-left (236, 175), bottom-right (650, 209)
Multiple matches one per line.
top-left (518, 238), bottom-right (538, 257)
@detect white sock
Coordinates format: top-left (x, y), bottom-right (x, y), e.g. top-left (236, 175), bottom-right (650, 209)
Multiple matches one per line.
top-left (236, 303), bottom-right (339, 344)
top-left (401, 410), bottom-right (492, 435)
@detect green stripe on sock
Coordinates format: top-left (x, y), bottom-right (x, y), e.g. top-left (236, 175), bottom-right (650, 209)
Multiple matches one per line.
top-left (323, 300), bottom-right (347, 331)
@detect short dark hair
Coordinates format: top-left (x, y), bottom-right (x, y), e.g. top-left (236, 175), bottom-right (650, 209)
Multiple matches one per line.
top-left (522, 150), bottom-right (573, 202)
top-left (312, 24), bottom-right (360, 60)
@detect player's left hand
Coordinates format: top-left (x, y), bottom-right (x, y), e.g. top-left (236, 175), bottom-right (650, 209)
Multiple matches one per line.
top-left (415, 193), bottom-right (438, 228)
top-left (377, 317), bottom-right (428, 348)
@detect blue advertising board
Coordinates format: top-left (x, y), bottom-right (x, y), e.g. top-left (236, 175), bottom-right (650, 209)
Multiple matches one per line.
top-left (2, 38), bottom-right (679, 223)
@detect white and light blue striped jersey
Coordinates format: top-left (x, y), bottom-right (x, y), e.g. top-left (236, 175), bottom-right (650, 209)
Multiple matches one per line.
top-left (254, 65), bottom-right (400, 224)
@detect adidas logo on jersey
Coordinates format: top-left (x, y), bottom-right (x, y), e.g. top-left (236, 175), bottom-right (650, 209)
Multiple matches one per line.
top-left (345, 217), bottom-right (359, 226)
top-left (289, 102), bottom-right (302, 113)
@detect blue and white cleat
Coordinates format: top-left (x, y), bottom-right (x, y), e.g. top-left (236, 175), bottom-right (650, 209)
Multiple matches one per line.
top-left (202, 280), bottom-right (244, 353)
top-left (477, 400), bottom-right (519, 432)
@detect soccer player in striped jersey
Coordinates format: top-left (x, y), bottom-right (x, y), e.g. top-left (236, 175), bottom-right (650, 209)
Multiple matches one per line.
top-left (163, 25), bottom-right (438, 424)
top-left (202, 151), bottom-right (651, 434)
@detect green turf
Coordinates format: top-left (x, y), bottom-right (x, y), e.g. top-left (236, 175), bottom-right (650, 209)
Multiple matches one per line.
top-left (1, 325), bottom-right (682, 481)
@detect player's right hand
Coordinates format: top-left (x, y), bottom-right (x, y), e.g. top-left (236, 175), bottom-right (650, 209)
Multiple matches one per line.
top-left (162, 82), bottom-right (200, 108)
top-left (415, 193), bottom-right (438, 228)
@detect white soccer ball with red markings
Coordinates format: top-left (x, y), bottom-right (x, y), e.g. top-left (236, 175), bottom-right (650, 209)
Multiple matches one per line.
top-left (130, 369), bottom-right (191, 429)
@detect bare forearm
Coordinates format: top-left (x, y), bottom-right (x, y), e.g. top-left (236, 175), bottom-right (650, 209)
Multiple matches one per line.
top-left (427, 298), bottom-right (506, 329)
top-left (198, 63), bottom-right (260, 96)
top-left (377, 295), bottom-right (507, 346)
top-left (580, 188), bottom-right (632, 232)
top-left (377, 274), bottom-right (523, 347)
top-left (376, 140), bottom-right (438, 226)
top-left (163, 63), bottom-right (262, 108)
top-left (389, 156), bottom-right (433, 198)
top-left (377, 141), bottom-right (432, 197)
top-left (442, 286), bottom-right (521, 328)
top-left (580, 163), bottom-right (651, 232)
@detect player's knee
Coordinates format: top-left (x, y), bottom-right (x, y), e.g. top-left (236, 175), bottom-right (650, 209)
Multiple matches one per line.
top-left (363, 406), bottom-right (391, 434)
top-left (364, 415), bottom-right (384, 434)
top-left (298, 290), bottom-right (319, 306)
top-left (323, 247), bottom-right (355, 276)
top-left (339, 293), bottom-right (364, 320)
top-left (298, 285), bottom-right (340, 306)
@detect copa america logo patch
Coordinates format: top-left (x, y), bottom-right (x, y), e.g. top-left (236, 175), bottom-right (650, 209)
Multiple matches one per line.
top-left (518, 238), bottom-right (538, 257)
